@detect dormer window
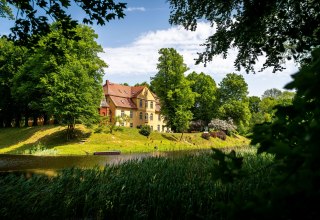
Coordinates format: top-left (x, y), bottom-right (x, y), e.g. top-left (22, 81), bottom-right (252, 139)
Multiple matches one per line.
top-left (145, 100), bottom-right (148, 108)
top-left (139, 99), bottom-right (143, 108)
top-left (150, 101), bottom-right (153, 109)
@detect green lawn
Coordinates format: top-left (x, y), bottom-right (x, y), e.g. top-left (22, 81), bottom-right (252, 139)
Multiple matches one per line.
top-left (0, 125), bottom-right (250, 155)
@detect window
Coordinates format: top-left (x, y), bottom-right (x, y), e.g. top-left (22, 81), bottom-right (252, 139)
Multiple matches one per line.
top-left (130, 123), bottom-right (133, 128)
top-left (139, 112), bottom-right (143, 120)
top-left (150, 113), bottom-right (153, 121)
top-left (162, 125), bottom-right (165, 132)
top-left (158, 114), bottom-right (161, 121)
top-left (145, 100), bottom-right (148, 108)
top-left (157, 125), bottom-right (160, 131)
top-left (139, 99), bottom-right (143, 108)
top-left (150, 101), bottom-right (153, 109)
top-left (121, 122), bottom-right (124, 126)
top-left (130, 110), bottom-right (133, 118)
top-left (145, 113), bottom-right (148, 120)
top-left (150, 125), bottom-right (153, 131)
top-left (121, 110), bottom-right (124, 117)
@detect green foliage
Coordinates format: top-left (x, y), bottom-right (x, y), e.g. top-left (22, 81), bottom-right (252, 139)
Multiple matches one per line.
top-left (217, 73), bottom-right (251, 133)
top-left (151, 48), bottom-right (196, 132)
top-left (261, 88), bottom-right (282, 99)
top-left (0, 0), bottom-right (13, 19)
top-left (248, 96), bottom-right (261, 113)
top-left (218, 100), bottom-right (251, 130)
top-left (0, 151), bottom-right (274, 219)
top-left (0, 38), bottom-right (28, 127)
top-left (249, 48), bottom-right (320, 218)
top-left (186, 71), bottom-right (217, 124)
top-left (2, 0), bottom-right (126, 46)
top-left (218, 73), bottom-right (248, 103)
top-left (11, 24), bottom-right (106, 138)
top-left (169, 0), bottom-right (320, 72)
top-left (139, 125), bottom-right (151, 137)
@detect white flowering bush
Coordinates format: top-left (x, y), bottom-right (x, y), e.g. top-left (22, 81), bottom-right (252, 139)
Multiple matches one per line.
top-left (208, 118), bottom-right (237, 135)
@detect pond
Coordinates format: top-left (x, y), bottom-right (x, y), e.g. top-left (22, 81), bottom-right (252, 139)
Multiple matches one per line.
top-left (0, 150), bottom-right (210, 175)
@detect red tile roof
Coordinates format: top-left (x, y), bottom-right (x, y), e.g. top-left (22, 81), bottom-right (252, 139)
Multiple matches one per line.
top-left (109, 96), bottom-right (137, 109)
top-left (103, 80), bottom-right (144, 98)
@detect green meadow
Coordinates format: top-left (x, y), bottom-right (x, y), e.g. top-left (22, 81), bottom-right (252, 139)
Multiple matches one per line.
top-left (0, 125), bottom-right (249, 155)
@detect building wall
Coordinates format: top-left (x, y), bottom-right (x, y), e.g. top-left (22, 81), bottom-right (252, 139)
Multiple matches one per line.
top-left (103, 87), bottom-right (169, 132)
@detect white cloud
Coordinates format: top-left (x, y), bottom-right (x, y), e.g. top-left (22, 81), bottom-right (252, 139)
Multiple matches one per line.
top-left (100, 22), bottom-right (299, 97)
top-left (125, 7), bottom-right (146, 12)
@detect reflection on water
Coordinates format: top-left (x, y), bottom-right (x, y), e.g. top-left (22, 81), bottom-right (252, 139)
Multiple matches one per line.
top-left (0, 150), bottom-right (210, 175)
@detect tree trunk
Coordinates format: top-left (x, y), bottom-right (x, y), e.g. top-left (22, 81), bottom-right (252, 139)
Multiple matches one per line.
top-left (180, 132), bottom-right (184, 141)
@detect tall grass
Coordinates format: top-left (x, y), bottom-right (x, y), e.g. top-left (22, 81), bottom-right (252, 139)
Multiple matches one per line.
top-left (0, 150), bottom-right (274, 219)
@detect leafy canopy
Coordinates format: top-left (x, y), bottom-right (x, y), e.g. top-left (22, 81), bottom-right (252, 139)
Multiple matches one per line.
top-left (1, 0), bottom-right (126, 45)
top-left (151, 48), bottom-right (196, 133)
top-left (13, 24), bottom-right (106, 133)
top-left (169, 0), bottom-right (320, 72)
top-left (186, 71), bottom-right (217, 125)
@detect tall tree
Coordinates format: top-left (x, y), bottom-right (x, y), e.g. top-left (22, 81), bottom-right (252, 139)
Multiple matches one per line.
top-left (218, 73), bottom-right (248, 103)
top-left (217, 73), bottom-right (250, 131)
top-left (262, 88), bottom-right (282, 99)
top-left (13, 24), bottom-right (106, 137)
top-left (151, 48), bottom-right (195, 135)
top-left (1, 0), bottom-right (126, 46)
top-left (169, 0), bottom-right (320, 72)
top-left (186, 71), bottom-right (217, 125)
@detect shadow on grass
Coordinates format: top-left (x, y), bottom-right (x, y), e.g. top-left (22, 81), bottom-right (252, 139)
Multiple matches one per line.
top-left (6, 128), bottom-right (92, 154)
top-left (0, 126), bottom-right (55, 150)
top-left (161, 134), bottom-right (178, 141)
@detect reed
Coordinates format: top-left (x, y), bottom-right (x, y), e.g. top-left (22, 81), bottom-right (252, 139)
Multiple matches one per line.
top-left (0, 150), bottom-right (274, 219)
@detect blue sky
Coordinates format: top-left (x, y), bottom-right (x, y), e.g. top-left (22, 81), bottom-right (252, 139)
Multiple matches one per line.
top-left (0, 0), bottom-right (298, 97)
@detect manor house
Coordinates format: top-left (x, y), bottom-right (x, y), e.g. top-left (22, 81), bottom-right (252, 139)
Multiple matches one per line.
top-left (99, 80), bottom-right (168, 132)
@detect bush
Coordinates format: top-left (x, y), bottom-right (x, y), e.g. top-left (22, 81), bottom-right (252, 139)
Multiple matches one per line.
top-left (210, 131), bottom-right (217, 138)
top-left (208, 118), bottom-right (236, 135)
top-left (209, 131), bottom-right (227, 140)
top-left (189, 120), bottom-right (205, 132)
top-left (139, 125), bottom-right (151, 137)
top-left (216, 131), bottom-right (226, 140)
top-left (201, 132), bottom-right (210, 140)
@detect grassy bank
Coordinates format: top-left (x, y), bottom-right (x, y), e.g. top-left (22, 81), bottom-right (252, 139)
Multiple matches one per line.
top-left (0, 125), bottom-right (249, 155)
top-left (0, 151), bottom-right (274, 219)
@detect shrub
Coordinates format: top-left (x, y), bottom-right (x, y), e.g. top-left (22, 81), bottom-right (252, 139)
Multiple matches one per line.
top-left (201, 132), bottom-right (210, 140)
top-left (216, 130), bottom-right (226, 140)
top-left (139, 125), bottom-right (151, 137)
top-left (209, 131), bottom-right (217, 138)
top-left (209, 131), bottom-right (227, 140)
top-left (208, 118), bottom-right (237, 135)
top-left (189, 120), bottom-right (205, 132)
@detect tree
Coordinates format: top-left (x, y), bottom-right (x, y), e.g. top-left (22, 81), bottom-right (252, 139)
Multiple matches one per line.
top-left (248, 96), bottom-right (261, 114)
top-left (217, 73), bottom-right (250, 132)
top-left (1, 0), bottom-right (126, 46)
top-left (218, 100), bottom-right (251, 129)
top-left (151, 48), bottom-right (196, 137)
top-left (13, 24), bottom-right (106, 138)
top-left (0, 38), bottom-right (27, 127)
top-left (169, 0), bottom-right (320, 72)
top-left (186, 71), bottom-right (217, 125)
top-left (249, 47), bottom-right (320, 219)
top-left (218, 73), bottom-right (248, 103)
top-left (0, 0), bottom-right (13, 19)
top-left (262, 88), bottom-right (282, 99)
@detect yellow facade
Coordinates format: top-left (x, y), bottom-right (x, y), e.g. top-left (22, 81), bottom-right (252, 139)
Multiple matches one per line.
top-left (105, 85), bottom-right (168, 132)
